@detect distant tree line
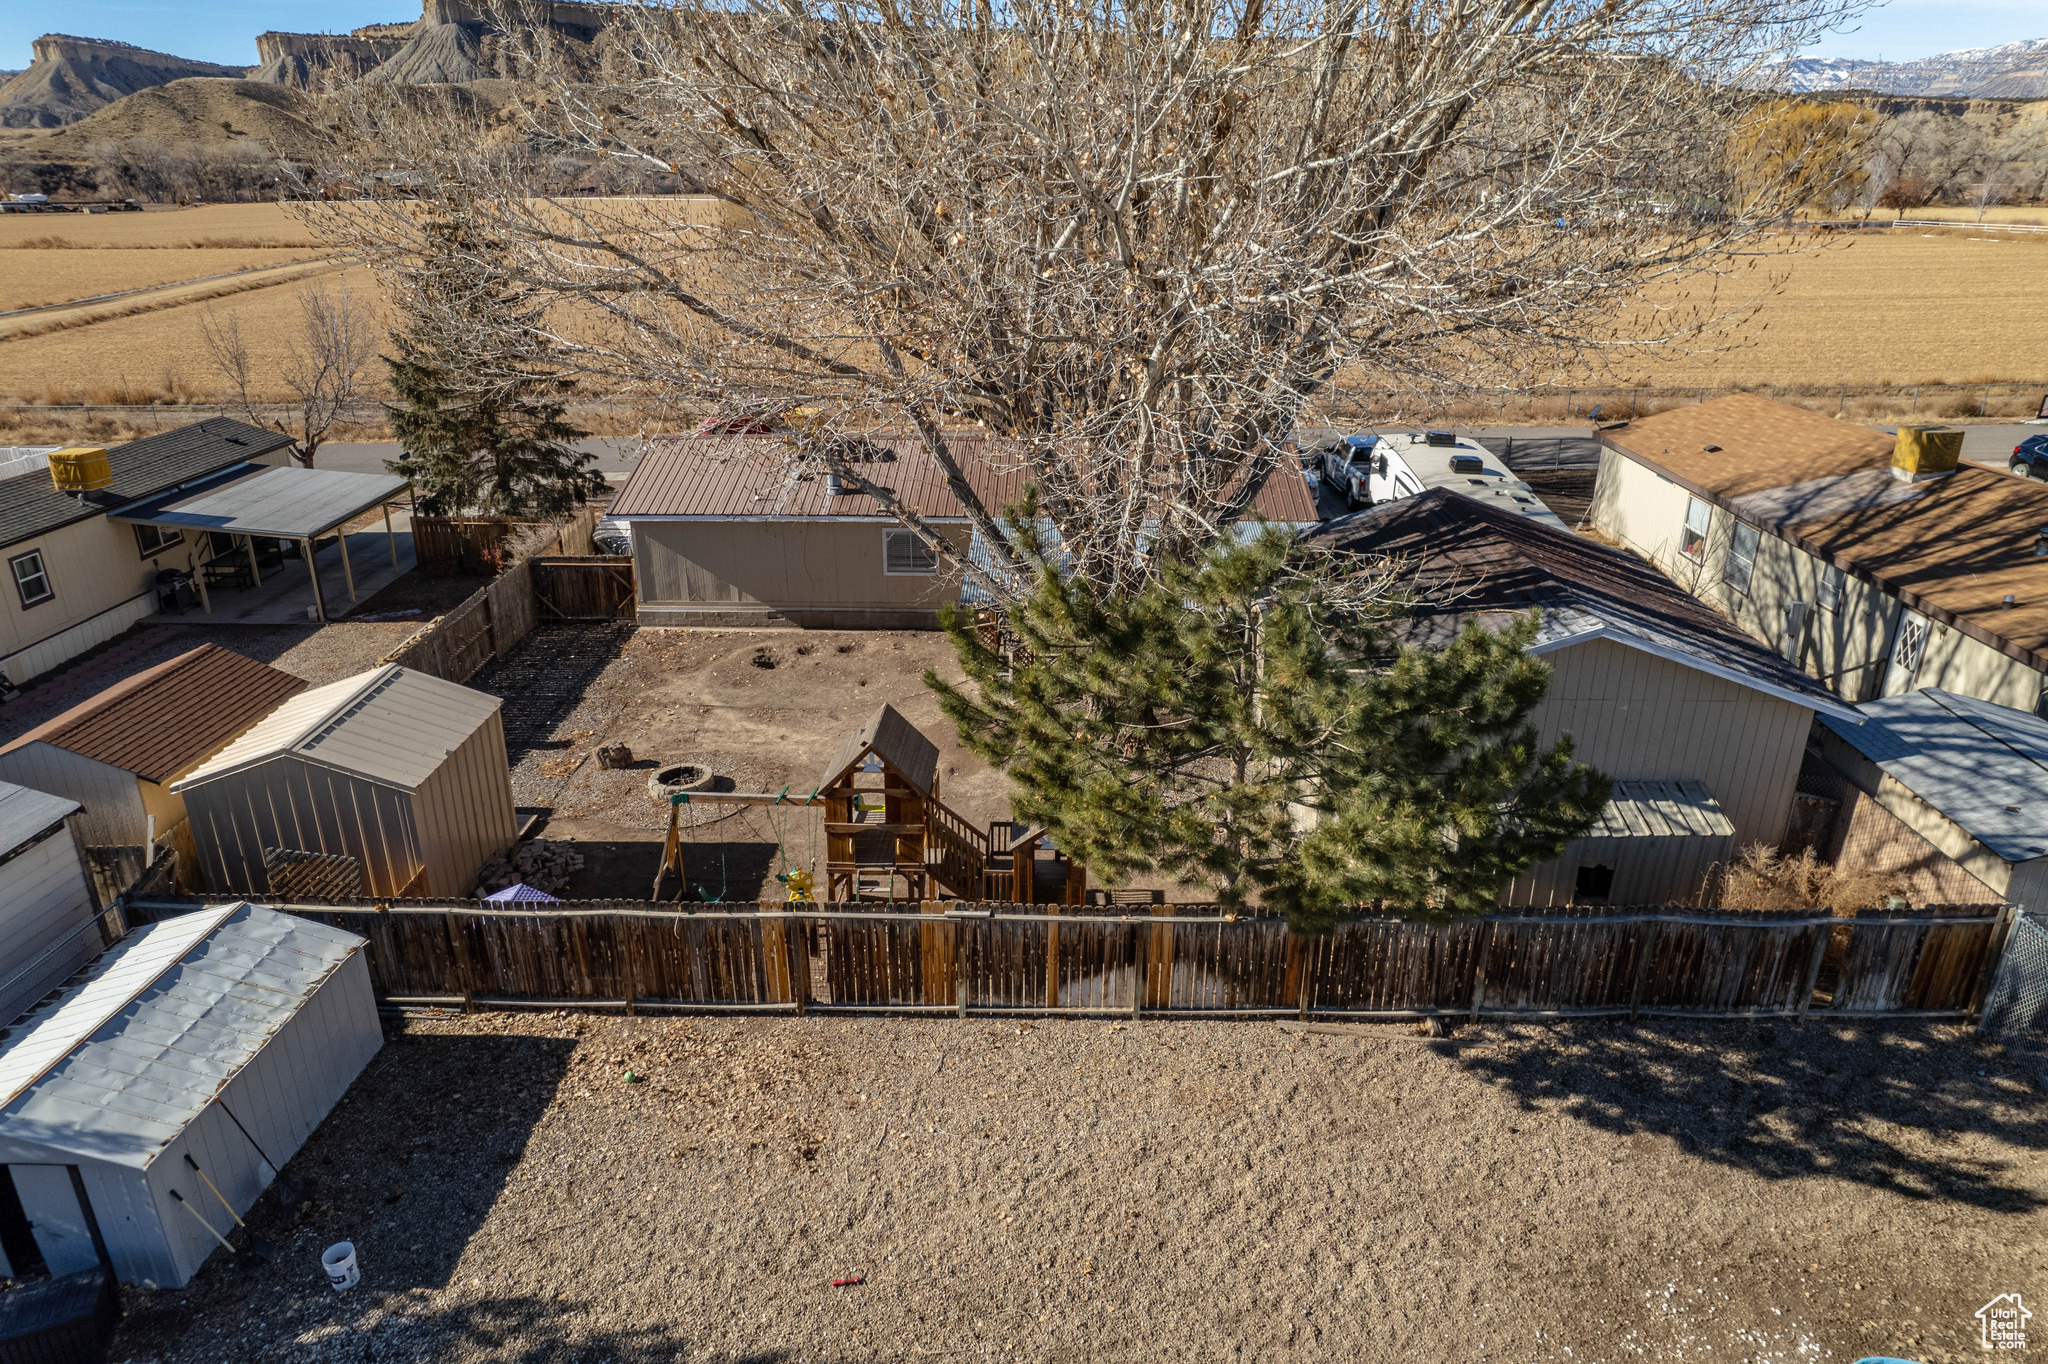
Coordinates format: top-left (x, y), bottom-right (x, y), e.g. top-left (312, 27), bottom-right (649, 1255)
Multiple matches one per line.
top-left (86, 140), bottom-right (285, 204)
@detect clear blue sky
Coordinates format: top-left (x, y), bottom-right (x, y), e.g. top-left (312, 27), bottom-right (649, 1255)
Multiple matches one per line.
top-left (0, 0), bottom-right (2042, 71)
top-left (1803, 1), bottom-right (2047, 62)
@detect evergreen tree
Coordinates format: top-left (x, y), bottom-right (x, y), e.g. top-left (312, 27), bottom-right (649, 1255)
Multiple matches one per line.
top-left (382, 220), bottom-right (607, 518)
top-left (926, 516), bottom-right (1610, 931)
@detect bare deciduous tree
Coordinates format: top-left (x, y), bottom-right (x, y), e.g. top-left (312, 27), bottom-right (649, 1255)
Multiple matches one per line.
top-left (298, 0), bottom-right (1867, 599)
top-left (200, 281), bottom-right (378, 467)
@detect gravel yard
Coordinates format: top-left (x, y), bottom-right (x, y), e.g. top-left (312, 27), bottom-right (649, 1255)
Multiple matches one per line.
top-left (108, 1012), bottom-right (2046, 1364)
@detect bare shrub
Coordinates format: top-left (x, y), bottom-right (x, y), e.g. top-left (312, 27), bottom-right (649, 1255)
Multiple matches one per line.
top-left (1704, 843), bottom-right (1908, 912)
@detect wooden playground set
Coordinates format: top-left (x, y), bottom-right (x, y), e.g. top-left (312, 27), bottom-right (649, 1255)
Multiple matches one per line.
top-left (649, 704), bottom-right (1088, 905)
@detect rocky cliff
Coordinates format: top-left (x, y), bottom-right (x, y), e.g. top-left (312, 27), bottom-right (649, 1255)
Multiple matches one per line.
top-left (368, 0), bottom-right (618, 84)
top-left (250, 31), bottom-right (411, 86)
top-left (0, 35), bottom-right (248, 129)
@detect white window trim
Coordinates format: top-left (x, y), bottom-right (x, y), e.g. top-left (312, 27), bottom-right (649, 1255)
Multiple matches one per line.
top-left (134, 523), bottom-right (183, 557)
top-left (1817, 563), bottom-right (1845, 612)
top-left (1679, 496), bottom-right (1712, 562)
top-left (9, 550), bottom-right (52, 608)
top-left (1723, 522), bottom-right (1760, 595)
top-left (883, 529), bottom-right (938, 576)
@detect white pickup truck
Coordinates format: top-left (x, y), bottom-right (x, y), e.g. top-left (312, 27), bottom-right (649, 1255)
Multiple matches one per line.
top-left (1319, 429), bottom-right (1568, 529)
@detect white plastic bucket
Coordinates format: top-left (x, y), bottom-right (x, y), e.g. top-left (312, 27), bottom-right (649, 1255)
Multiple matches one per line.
top-left (322, 1241), bottom-right (359, 1291)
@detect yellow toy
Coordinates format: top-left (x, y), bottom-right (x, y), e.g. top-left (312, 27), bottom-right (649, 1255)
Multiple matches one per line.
top-left (782, 867), bottom-right (816, 903)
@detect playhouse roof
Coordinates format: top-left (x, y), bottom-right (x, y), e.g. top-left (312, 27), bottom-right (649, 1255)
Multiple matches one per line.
top-left (819, 704), bottom-right (939, 797)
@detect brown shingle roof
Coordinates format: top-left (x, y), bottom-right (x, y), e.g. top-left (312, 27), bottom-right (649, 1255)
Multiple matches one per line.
top-left (0, 644), bottom-right (306, 783)
top-left (611, 431), bottom-right (1318, 524)
top-left (1310, 490), bottom-right (1854, 716)
top-left (1602, 394), bottom-right (2048, 662)
top-left (1603, 394), bottom-right (1896, 498)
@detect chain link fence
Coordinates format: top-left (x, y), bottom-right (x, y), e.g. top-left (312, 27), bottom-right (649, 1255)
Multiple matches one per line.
top-left (1980, 912), bottom-right (2048, 1039)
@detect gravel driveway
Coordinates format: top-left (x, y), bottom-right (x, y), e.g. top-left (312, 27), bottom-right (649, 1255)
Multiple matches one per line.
top-left (108, 1012), bottom-right (2046, 1363)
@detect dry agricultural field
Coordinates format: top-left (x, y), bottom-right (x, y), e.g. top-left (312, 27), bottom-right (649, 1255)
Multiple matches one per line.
top-left (1, 204), bottom-right (2045, 418)
top-left (1613, 230), bottom-right (2048, 390)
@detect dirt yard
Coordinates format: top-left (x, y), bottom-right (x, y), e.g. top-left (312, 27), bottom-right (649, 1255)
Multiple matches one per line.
top-left (105, 1011), bottom-right (2047, 1363)
top-left (468, 624), bottom-right (1024, 902)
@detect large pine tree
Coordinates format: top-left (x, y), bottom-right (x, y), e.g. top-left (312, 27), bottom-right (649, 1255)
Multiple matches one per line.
top-left (382, 220), bottom-right (607, 519)
top-left (927, 520), bottom-right (1610, 930)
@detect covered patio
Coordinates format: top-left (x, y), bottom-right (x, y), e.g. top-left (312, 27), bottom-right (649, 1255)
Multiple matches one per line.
top-left (110, 466), bottom-right (413, 623)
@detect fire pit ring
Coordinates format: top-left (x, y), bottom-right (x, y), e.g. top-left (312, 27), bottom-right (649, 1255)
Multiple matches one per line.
top-left (647, 763), bottom-right (717, 802)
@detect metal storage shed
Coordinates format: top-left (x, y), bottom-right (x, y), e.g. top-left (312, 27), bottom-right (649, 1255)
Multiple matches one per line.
top-left (0, 902), bottom-right (380, 1288)
top-left (171, 665), bottom-right (517, 897)
top-left (1506, 780), bottom-right (1737, 907)
top-left (0, 644), bottom-right (306, 850)
top-left (0, 782), bottom-right (97, 1027)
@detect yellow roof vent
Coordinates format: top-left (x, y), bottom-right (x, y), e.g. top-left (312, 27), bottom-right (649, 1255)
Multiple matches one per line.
top-left (48, 446), bottom-right (113, 495)
top-left (1891, 425), bottom-right (1963, 484)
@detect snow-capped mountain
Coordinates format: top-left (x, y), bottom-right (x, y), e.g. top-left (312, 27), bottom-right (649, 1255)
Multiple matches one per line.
top-left (1770, 37), bottom-right (2048, 98)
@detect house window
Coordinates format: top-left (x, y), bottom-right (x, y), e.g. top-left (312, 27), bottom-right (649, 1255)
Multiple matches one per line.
top-left (1893, 615), bottom-right (1928, 674)
top-left (1680, 496), bottom-right (1712, 560)
top-left (884, 530), bottom-right (938, 575)
top-left (1723, 522), bottom-right (1760, 594)
top-left (1817, 563), bottom-right (1844, 611)
top-left (134, 524), bottom-right (183, 558)
top-left (9, 550), bottom-right (52, 608)
top-left (1575, 863), bottom-right (1615, 903)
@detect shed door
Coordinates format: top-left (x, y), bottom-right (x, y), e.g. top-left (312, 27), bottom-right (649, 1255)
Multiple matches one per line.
top-left (9, 1165), bottom-right (102, 1276)
top-left (1882, 609), bottom-right (1931, 698)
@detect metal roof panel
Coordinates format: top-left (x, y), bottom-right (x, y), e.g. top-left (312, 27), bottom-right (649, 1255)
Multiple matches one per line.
top-left (0, 903), bottom-right (364, 1168)
top-left (0, 781), bottom-right (80, 858)
top-left (1821, 688), bottom-right (2048, 864)
top-left (108, 465), bottom-right (410, 541)
top-left (0, 644), bottom-right (306, 783)
top-left (172, 665), bottom-right (502, 793)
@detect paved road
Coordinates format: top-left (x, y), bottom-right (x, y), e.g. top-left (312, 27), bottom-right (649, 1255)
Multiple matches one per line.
top-left (314, 420), bottom-right (2043, 488)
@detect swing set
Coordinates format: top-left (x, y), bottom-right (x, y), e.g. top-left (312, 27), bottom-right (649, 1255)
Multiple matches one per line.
top-left (648, 703), bottom-right (1086, 905)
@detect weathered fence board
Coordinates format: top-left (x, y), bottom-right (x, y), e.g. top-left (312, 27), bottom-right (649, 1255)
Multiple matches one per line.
top-left (131, 898), bottom-right (2012, 1021)
top-left (384, 558), bottom-right (538, 684)
top-left (531, 557), bottom-right (636, 620)
top-left (413, 507), bottom-right (602, 576)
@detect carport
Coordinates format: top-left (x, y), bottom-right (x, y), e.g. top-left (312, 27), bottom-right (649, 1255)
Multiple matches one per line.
top-left (108, 466), bottom-right (411, 621)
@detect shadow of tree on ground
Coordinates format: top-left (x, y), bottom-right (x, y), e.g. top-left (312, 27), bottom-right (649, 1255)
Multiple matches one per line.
top-left (1454, 1018), bottom-right (2046, 1213)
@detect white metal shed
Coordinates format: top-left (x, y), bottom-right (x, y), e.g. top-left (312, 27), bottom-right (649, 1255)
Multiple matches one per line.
top-left (0, 782), bottom-right (96, 1027)
top-left (171, 665), bottom-right (518, 897)
top-left (0, 902), bottom-right (379, 1287)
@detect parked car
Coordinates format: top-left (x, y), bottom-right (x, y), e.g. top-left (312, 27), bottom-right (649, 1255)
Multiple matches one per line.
top-left (2009, 434), bottom-right (2048, 478)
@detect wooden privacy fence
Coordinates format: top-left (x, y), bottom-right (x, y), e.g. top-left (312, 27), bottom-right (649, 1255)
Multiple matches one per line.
top-left (532, 556), bottom-right (636, 619)
top-left (412, 507), bottom-right (602, 576)
top-left (382, 550), bottom-right (637, 683)
top-left (124, 899), bottom-right (2017, 1022)
top-left (383, 557), bottom-right (539, 684)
